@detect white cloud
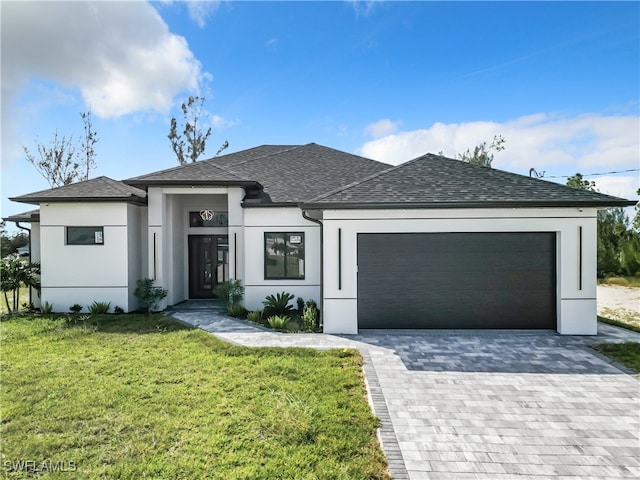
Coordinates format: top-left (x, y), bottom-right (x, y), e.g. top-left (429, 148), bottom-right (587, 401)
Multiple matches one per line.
top-left (1, 1), bottom-right (204, 119)
top-left (590, 176), bottom-right (639, 205)
top-left (364, 119), bottom-right (402, 138)
top-left (347, 0), bottom-right (380, 17)
top-left (360, 113), bottom-right (639, 175)
top-left (185, 0), bottom-right (221, 28)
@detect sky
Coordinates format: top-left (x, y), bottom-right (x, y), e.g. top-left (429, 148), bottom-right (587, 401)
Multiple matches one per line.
top-left (1, 0), bottom-right (639, 228)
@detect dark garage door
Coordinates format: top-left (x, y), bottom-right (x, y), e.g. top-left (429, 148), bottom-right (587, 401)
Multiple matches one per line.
top-left (357, 232), bottom-right (556, 329)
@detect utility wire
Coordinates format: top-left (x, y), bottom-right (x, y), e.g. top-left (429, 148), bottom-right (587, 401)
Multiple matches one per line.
top-left (529, 168), bottom-right (639, 179)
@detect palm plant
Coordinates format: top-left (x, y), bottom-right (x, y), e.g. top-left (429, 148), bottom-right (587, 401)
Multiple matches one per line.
top-left (1, 255), bottom-right (40, 314)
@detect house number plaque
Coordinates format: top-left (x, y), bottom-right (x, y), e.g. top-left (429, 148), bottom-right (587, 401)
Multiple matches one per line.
top-left (200, 209), bottom-right (214, 221)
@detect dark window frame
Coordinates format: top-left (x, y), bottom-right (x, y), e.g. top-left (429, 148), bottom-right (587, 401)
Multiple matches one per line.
top-left (189, 211), bottom-right (228, 228)
top-left (264, 232), bottom-right (305, 280)
top-left (66, 226), bottom-right (104, 245)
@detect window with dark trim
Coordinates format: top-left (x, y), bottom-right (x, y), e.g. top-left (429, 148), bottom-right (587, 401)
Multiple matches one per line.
top-left (66, 226), bottom-right (104, 245)
top-left (264, 232), bottom-right (305, 279)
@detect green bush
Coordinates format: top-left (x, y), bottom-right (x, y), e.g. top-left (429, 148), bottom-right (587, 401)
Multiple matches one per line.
top-left (267, 315), bottom-right (290, 331)
top-left (134, 278), bottom-right (168, 316)
top-left (296, 297), bottom-right (305, 314)
top-left (40, 301), bottom-right (53, 315)
top-left (302, 305), bottom-right (319, 332)
top-left (113, 306), bottom-right (125, 315)
top-left (226, 302), bottom-right (247, 318)
top-left (263, 292), bottom-right (295, 318)
top-left (247, 310), bottom-right (262, 323)
top-left (69, 304), bottom-right (83, 313)
top-left (214, 280), bottom-right (244, 304)
top-left (88, 301), bottom-right (111, 314)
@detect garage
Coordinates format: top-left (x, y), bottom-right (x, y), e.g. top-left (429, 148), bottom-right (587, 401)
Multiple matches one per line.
top-left (357, 232), bottom-right (556, 329)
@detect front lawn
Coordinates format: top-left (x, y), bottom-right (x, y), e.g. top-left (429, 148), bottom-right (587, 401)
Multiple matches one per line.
top-left (1, 314), bottom-right (389, 479)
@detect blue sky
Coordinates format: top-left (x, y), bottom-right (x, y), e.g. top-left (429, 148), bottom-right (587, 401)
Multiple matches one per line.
top-left (2, 1), bottom-right (638, 225)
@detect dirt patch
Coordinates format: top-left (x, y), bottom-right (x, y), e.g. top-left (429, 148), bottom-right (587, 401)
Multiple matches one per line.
top-left (597, 285), bottom-right (639, 313)
top-left (597, 285), bottom-right (640, 327)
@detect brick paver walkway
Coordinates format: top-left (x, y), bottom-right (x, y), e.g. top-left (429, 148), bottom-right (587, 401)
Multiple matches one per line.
top-left (169, 301), bottom-right (640, 480)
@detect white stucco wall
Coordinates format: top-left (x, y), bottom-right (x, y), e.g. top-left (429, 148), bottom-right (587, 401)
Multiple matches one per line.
top-left (127, 204), bottom-right (147, 311)
top-left (29, 222), bottom-right (42, 308)
top-left (243, 207), bottom-right (321, 311)
top-left (146, 187), bottom-right (245, 307)
top-left (321, 207), bottom-right (598, 335)
top-left (39, 202), bottom-right (133, 312)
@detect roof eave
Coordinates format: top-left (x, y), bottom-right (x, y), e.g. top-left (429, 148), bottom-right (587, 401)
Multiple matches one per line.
top-left (242, 201), bottom-right (300, 208)
top-left (123, 179), bottom-right (261, 189)
top-left (301, 199), bottom-right (637, 210)
top-left (9, 196), bottom-right (148, 206)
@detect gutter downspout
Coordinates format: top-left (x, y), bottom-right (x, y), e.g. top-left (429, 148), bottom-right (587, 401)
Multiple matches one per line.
top-left (301, 209), bottom-right (323, 330)
top-left (14, 222), bottom-right (32, 306)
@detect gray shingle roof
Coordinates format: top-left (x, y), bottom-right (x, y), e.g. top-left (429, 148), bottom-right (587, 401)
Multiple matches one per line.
top-left (124, 143), bottom-right (390, 204)
top-left (10, 176), bottom-right (147, 205)
top-left (2, 209), bottom-right (40, 223)
top-left (207, 143), bottom-right (390, 203)
top-left (304, 154), bottom-right (636, 209)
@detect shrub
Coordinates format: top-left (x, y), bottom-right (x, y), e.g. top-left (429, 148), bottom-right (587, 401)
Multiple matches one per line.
top-left (113, 306), bottom-right (125, 315)
top-left (40, 301), bottom-right (53, 315)
top-left (134, 278), bottom-right (168, 316)
top-left (267, 315), bottom-right (290, 331)
top-left (296, 297), bottom-right (305, 314)
top-left (263, 292), bottom-right (295, 318)
top-left (69, 304), bottom-right (83, 313)
top-left (88, 301), bottom-right (111, 314)
top-left (226, 302), bottom-right (247, 318)
top-left (302, 305), bottom-right (319, 332)
top-left (214, 280), bottom-right (244, 304)
top-left (246, 310), bottom-right (262, 323)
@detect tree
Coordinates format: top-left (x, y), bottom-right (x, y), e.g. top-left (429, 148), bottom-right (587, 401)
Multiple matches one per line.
top-left (566, 173), bottom-right (596, 191)
top-left (458, 135), bottom-right (506, 168)
top-left (79, 109), bottom-right (99, 181)
top-left (566, 174), bottom-right (640, 277)
top-left (0, 224), bottom-right (29, 259)
top-left (23, 110), bottom-right (99, 188)
top-left (1, 255), bottom-right (40, 313)
top-left (24, 130), bottom-right (79, 188)
top-left (168, 96), bottom-right (228, 165)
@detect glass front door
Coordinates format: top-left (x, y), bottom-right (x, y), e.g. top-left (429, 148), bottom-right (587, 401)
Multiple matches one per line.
top-left (188, 235), bottom-right (228, 298)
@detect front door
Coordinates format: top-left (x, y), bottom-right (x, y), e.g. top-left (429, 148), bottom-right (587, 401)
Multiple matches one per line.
top-left (188, 235), bottom-right (229, 298)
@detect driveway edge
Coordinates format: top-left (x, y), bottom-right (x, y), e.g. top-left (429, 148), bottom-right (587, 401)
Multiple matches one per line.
top-left (361, 350), bottom-right (410, 480)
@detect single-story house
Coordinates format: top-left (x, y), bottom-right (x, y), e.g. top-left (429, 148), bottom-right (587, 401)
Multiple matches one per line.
top-left (7, 143), bottom-right (635, 334)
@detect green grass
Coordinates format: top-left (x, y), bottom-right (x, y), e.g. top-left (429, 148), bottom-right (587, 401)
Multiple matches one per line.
top-left (592, 342), bottom-right (640, 374)
top-left (598, 276), bottom-right (640, 288)
top-left (1, 314), bottom-right (389, 479)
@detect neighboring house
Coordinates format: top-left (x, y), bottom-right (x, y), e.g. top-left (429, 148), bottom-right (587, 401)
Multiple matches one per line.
top-left (6, 143), bottom-right (634, 334)
top-left (16, 245), bottom-right (30, 256)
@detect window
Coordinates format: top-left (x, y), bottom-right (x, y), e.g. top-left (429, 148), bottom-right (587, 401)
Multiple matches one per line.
top-left (265, 232), bottom-right (305, 279)
top-left (67, 227), bottom-right (104, 245)
top-left (189, 211), bottom-right (228, 227)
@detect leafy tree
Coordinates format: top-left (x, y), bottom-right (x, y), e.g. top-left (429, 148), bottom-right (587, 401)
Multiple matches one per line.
top-left (1, 255), bottom-right (40, 313)
top-left (566, 173), bottom-right (596, 191)
top-left (458, 135), bottom-right (506, 168)
top-left (0, 223), bottom-right (29, 258)
top-left (168, 96), bottom-right (228, 165)
top-left (23, 110), bottom-right (99, 188)
top-left (566, 174), bottom-right (639, 277)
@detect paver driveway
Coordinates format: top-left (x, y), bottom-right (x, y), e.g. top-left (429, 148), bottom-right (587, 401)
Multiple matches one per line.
top-left (171, 304), bottom-right (640, 480)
